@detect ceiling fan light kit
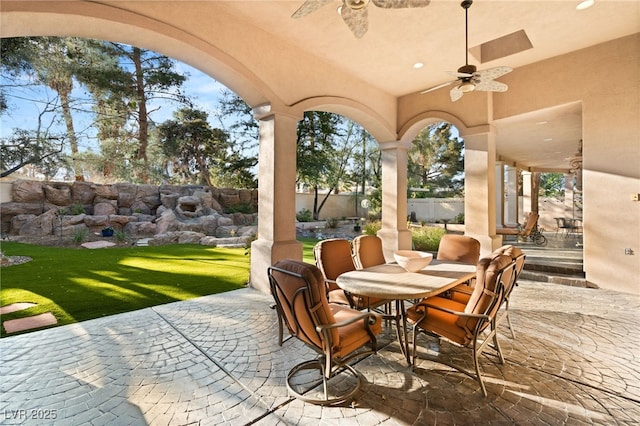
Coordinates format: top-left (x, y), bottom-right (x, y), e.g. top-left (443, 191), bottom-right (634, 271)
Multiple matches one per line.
top-left (420, 0), bottom-right (513, 102)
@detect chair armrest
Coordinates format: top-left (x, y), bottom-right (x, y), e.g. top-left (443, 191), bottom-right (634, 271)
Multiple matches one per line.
top-left (316, 311), bottom-right (379, 332)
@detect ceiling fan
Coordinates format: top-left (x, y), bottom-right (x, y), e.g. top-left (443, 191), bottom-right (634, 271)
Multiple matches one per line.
top-left (421, 0), bottom-right (512, 101)
top-left (292, 0), bottom-right (431, 39)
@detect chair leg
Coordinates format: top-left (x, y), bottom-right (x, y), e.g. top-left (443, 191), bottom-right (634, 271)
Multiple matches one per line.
top-left (505, 300), bottom-right (516, 339)
top-left (270, 303), bottom-right (284, 346)
top-left (472, 340), bottom-right (488, 397)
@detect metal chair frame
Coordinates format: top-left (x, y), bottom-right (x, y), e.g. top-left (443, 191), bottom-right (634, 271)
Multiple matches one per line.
top-left (410, 259), bottom-right (517, 397)
top-left (268, 262), bottom-right (379, 405)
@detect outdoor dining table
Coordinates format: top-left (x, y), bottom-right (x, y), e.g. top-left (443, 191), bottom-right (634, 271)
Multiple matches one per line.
top-left (336, 260), bottom-right (477, 364)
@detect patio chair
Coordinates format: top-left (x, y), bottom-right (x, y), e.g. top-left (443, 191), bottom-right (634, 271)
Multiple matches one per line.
top-left (406, 253), bottom-right (516, 397)
top-left (496, 212), bottom-right (537, 240)
top-left (268, 259), bottom-right (381, 405)
top-left (314, 238), bottom-right (388, 311)
top-left (436, 234), bottom-right (481, 265)
top-left (450, 245), bottom-right (526, 339)
top-left (352, 234), bottom-right (386, 269)
top-left (436, 234), bottom-right (480, 290)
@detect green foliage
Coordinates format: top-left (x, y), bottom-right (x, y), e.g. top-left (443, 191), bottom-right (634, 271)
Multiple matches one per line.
top-left (72, 228), bottom-right (89, 244)
top-left (363, 220), bottom-right (382, 236)
top-left (411, 226), bottom-right (447, 252)
top-left (158, 108), bottom-right (228, 186)
top-left (325, 217), bottom-right (340, 228)
top-left (408, 122), bottom-right (464, 198)
top-left (0, 130), bottom-right (64, 179)
top-left (223, 203), bottom-right (254, 214)
top-left (69, 204), bottom-right (85, 215)
top-left (296, 208), bottom-right (313, 222)
top-left (454, 212), bottom-right (465, 224)
top-left (540, 172), bottom-right (565, 198)
top-left (114, 229), bottom-right (127, 243)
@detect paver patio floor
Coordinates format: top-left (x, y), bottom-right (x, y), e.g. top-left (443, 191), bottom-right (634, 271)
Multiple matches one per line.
top-left (1, 279), bottom-right (639, 425)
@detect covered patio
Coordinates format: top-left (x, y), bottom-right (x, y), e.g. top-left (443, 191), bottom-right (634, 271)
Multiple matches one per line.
top-left (1, 1), bottom-right (638, 295)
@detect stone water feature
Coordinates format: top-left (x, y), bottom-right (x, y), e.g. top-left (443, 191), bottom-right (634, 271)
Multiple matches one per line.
top-left (0, 180), bottom-right (258, 247)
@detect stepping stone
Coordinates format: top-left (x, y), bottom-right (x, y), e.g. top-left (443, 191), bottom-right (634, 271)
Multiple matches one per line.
top-left (0, 302), bottom-right (37, 315)
top-left (3, 312), bottom-right (57, 333)
top-left (136, 238), bottom-right (150, 247)
top-left (81, 240), bottom-right (116, 249)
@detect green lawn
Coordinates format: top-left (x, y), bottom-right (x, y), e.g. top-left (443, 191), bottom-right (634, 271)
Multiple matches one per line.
top-left (0, 239), bottom-right (320, 337)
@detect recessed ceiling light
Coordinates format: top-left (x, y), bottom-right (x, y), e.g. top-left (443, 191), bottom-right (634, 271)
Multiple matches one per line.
top-left (544, 138), bottom-right (553, 142)
top-left (576, 0), bottom-right (595, 11)
top-left (413, 62), bottom-right (424, 69)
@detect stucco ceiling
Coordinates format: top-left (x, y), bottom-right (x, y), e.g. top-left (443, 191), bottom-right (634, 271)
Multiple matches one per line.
top-left (217, 0), bottom-right (638, 171)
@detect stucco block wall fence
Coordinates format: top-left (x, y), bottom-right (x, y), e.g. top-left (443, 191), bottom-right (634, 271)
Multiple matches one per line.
top-left (295, 192), bottom-right (465, 223)
top-left (0, 179), bottom-right (258, 246)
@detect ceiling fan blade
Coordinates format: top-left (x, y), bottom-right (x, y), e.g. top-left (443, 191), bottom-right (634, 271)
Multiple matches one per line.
top-left (446, 70), bottom-right (472, 78)
top-left (474, 80), bottom-right (508, 92)
top-left (420, 80), bottom-right (454, 94)
top-left (474, 66), bottom-right (513, 80)
top-left (450, 86), bottom-right (464, 102)
top-left (372, 0), bottom-right (431, 9)
top-left (292, 0), bottom-right (333, 18)
top-left (341, 5), bottom-right (368, 38)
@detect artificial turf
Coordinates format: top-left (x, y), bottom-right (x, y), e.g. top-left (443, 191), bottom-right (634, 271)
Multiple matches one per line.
top-left (0, 238), bottom-right (321, 337)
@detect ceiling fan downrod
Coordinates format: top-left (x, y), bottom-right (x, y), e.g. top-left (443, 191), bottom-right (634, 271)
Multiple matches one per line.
top-left (458, 0), bottom-right (476, 75)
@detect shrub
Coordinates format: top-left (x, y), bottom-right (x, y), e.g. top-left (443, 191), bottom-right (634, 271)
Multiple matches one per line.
top-left (223, 203), bottom-right (254, 214)
top-left (114, 230), bottom-right (127, 243)
top-left (296, 208), bottom-right (313, 222)
top-left (454, 213), bottom-right (465, 224)
top-left (70, 204), bottom-right (85, 215)
top-left (72, 228), bottom-right (89, 244)
top-left (411, 226), bottom-right (446, 252)
top-left (325, 217), bottom-right (339, 228)
top-left (363, 220), bottom-right (382, 236)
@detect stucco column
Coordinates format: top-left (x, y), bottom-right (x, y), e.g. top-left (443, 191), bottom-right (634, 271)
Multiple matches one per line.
top-left (521, 170), bottom-right (532, 219)
top-left (505, 165), bottom-right (519, 226)
top-left (463, 129), bottom-right (501, 256)
top-left (249, 104), bottom-right (303, 294)
top-left (495, 161), bottom-right (504, 227)
top-left (377, 140), bottom-right (412, 261)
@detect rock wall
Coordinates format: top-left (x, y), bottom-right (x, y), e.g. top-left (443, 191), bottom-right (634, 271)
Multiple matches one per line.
top-left (0, 180), bottom-right (258, 242)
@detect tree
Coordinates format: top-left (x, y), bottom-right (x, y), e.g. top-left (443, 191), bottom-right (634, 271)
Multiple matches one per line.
top-left (105, 43), bottom-right (190, 182)
top-left (347, 129), bottom-right (381, 218)
top-left (407, 122), bottom-right (464, 198)
top-left (540, 172), bottom-right (564, 198)
top-left (1, 130), bottom-right (64, 179)
top-left (158, 108), bottom-right (231, 186)
top-left (297, 112), bottom-right (357, 220)
top-left (211, 90), bottom-right (258, 188)
top-left (1, 37), bottom-right (92, 180)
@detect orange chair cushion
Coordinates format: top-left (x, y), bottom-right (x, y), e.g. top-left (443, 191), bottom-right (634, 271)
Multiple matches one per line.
top-left (406, 296), bottom-right (469, 345)
top-left (314, 239), bottom-right (356, 282)
top-left (436, 235), bottom-right (481, 265)
top-left (271, 259), bottom-right (339, 349)
top-left (353, 235), bottom-right (386, 269)
top-left (459, 254), bottom-right (513, 331)
top-left (330, 304), bottom-right (382, 357)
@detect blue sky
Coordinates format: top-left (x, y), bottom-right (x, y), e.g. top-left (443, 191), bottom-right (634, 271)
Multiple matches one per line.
top-left (0, 60), bottom-right (232, 153)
